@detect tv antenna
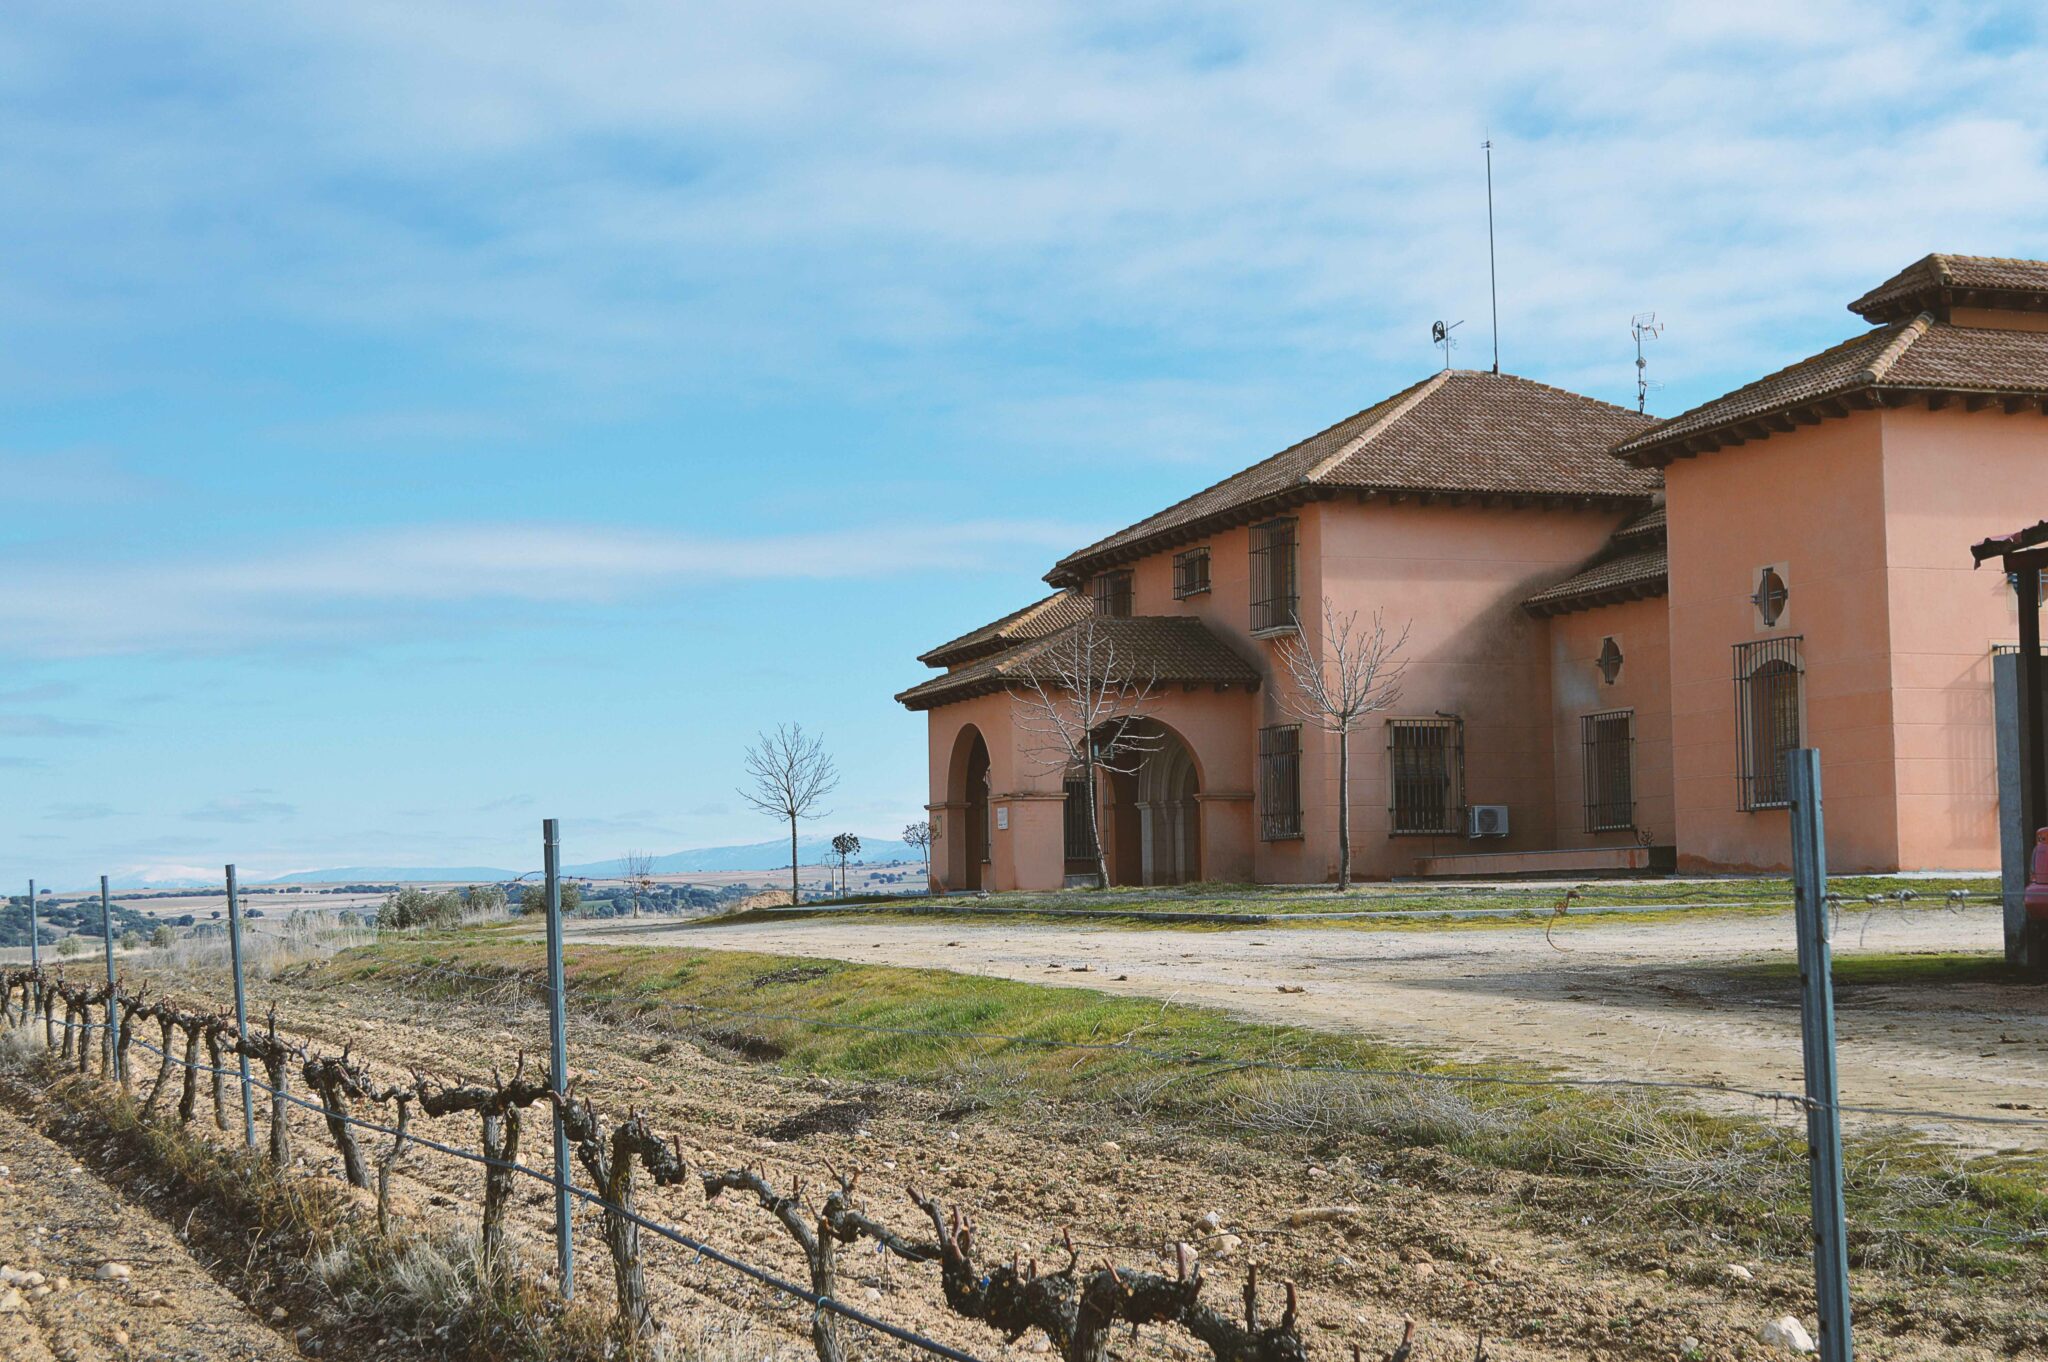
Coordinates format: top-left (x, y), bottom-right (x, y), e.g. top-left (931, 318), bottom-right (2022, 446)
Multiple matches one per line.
top-left (1431, 319), bottom-right (1464, 371)
top-left (1631, 312), bottom-right (1664, 413)
top-left (1482, 139), bottom-right (1500, 374)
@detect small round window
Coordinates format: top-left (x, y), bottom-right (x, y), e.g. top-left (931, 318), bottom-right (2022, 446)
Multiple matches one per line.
top-left (1597, 636), bottom-right (1623, 685)
top-left (1754, 568), bottom-right (1788, 628)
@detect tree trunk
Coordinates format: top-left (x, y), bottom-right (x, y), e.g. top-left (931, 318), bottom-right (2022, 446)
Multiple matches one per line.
top-left (143, 1016), bottom-right (178, 1117)
top-left (178, 1025), bottom-right (202, 1124)
top-left (480, 1106), bottom-right (522, 1271)
top-left (789, 814), bottom-right (801, 906)
top-left (602, 1166), bottom-right (654, 1350)
top-left (264, 1056), bottom-right (291, 1165)
top-left (1086, 758), bottom-right (1109, 889)
top-left (1336, 726), bottom-right (1352, 891)
top-left (808, 1218), bottom-right (846, 1362)
top-left (208, 1030), bottom-right (228, 1129)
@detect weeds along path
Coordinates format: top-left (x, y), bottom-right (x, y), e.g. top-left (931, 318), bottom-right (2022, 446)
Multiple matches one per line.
top-left (116, 954), bottom-right (2043, 1362)
top-left (568, 903), bottom-right (2048, 1149)
top-left (0, 1101), bottom-right (300, 1362)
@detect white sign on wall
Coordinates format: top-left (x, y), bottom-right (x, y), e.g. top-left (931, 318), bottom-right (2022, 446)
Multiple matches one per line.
top-left (995, 806), bottom-right (1009, 830)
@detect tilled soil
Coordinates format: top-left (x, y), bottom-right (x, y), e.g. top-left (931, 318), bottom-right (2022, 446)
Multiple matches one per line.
top-left (564, 904), bottom-right (2048, 1149)
top-left (0, 1101), bottom-right (299, 1362)
top-left (39, 959), bottom-right (2030, 1362)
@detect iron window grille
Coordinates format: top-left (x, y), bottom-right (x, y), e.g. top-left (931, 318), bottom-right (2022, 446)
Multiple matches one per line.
top-left (1062, 775), bottom-right (1097, 859)
top-left (1173, 547), bottom-right (1212, 599)
top-left (1258, 724), bottom-right (1303, 840)
top-left (1092, 570), bottom-right (1133, 618)
top-left (1581, 710), bottom-right (1635, 832)
top-left (1388, 717), bottom-right (1464, 834)
top-left (1734, 636), bottom-right (1803, 811)
top-left (1249, 518), bottom-right (1299, 633)
top-left (1753, 567), bottom-right (1788, 628)
top-left (1597, 636), bottom-right (1623, 685)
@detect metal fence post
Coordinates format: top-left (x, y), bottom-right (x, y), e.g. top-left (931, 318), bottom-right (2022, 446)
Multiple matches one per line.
top-left (226, 864), bottom-right (258, 1150)
top-left (1788, 749), bottom-right (1853, 1362)
top-left (543, 818), bottom-right (575, 1299)
top-left (28, 878), bottom-right (37, 971)
top-left (101, 875), bottom-right (118, 1078)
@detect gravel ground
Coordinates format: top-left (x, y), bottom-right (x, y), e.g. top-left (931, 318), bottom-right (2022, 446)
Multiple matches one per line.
top-left (0, 1102), bottom-right (298, 1362)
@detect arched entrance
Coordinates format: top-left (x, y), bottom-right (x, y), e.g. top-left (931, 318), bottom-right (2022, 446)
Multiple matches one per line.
top-left (946, 726), bottom-right (992, 891)
top-left (1092, 720), bottom-right (1202, 886)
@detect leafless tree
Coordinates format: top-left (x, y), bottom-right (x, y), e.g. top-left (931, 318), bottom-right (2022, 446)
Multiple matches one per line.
top-left (1274, 598), bottom-right (1409, 891)
top-left (739, 723), bottom-right (839, 907)
top-left (902, 819), bottom-right (932, 884)
top-left (830, 832), bottom-right (861, 895)
top-left (622, 850), bottom-right (655, 918)
top-left (1014, 620), bottom-right (1160, 889)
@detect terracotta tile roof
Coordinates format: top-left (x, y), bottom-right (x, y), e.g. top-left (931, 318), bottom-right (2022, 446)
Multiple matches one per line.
top-left (916, 591), bottom-right (1093, 668)
top-left (1523, 498), bottom-right (1668, 618)
top-left (1849, 253), bottom-right (2048, 322)
top-left (1614, 316), bottom-right (2048, 466)
top-left (896, 616), bottom-right (1259, 711)
top-left (1048, 370), bottom-right (1658, 584)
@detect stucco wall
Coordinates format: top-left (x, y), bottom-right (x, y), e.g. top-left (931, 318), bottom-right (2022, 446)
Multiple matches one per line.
top-left (1663, 412), bottom-right (1898, 872)
top-left (1545, 595), bottom-right (1675, 851)
top-left (1876, 404), bottom-right (2047, 870)
top-left (1312, 498), bottom-right (1629, 879)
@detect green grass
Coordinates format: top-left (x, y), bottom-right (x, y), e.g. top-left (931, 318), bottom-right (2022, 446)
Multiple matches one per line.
top-left (681, 873), bottom-right (1999, 934)
top-left (1733, 950), bottom-right (2026, 989)
top-left (325, 931), bottom-right (2048, 1283)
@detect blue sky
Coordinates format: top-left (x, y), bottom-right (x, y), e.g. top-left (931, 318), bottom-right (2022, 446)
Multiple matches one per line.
top-left (4, 3), bottom-right (2046, 887)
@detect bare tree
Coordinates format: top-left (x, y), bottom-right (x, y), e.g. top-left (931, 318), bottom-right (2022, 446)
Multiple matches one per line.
top-left (830, 832), bottom-right (861, 895)
top-left (1274, 597), bottom-right (1409, 891)
top-left (1014, 620), bottom-right (1160, 889)
top-left (902, 819), bottom-right (932, 885)
top-left (739, 724), bottom-right (839, 907)
top-left (621, 850), bottom-right (655, 918)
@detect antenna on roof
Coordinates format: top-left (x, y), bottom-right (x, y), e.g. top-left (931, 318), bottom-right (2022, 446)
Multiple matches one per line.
top-left (1631, 313), bottom-right (1664, 413)
top-left (1431, 319), bottom-right (1464, 371)
top-left (1483, 139), bottom-right (1500, 374)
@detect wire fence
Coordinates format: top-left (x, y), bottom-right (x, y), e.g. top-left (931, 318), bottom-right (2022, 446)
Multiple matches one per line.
top-left (1, 964), bottom-right (1362, 1362)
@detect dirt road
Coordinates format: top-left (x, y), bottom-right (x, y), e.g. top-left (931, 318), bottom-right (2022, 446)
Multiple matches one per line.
top-left (0, 1103), bottom-right (297, 1362)
top-left (564, 904), bottom-right (2048, 1147)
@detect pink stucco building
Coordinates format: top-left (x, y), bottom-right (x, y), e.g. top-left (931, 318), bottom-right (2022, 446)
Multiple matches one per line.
top-left (900, 254), bottom-right (2048, 888)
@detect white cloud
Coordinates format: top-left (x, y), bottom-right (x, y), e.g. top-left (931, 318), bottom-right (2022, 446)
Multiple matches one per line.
top-left (0, 518), bottom-right (1091, 657)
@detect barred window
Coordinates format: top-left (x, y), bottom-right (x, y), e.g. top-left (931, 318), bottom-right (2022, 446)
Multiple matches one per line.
top-left (1258, 725), bottom-right (1303, 840)
top-left (1582, 710), bottom-right (1634, 832)
top-left (1249, 518), bottom-right (1299, 633)
top-left (1734, 637), bottom-right (1803, 810)
top-left (1092, 570), bottom-right (1133, 618)
top-left (1062, 775), bottom-right (1097, 859)
top-left (1388, 717), bottom-right (1463, 834)
top-left (1173, 547), bottom-right (1211, 599)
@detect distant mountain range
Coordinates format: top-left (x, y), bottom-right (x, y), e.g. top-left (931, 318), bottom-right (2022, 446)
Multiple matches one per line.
top-left (252, 835), bottom-right (920, 887)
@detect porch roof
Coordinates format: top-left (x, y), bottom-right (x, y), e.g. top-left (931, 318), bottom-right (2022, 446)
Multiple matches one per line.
top-left (916, 590), bottom-right (1093, 668)
top-left (1046, 369), bottom-right (1658, 586)
top-left (895, 616), bottom-right (1260, 712)
top-left (1522, 498), bottom-right (1668, 618)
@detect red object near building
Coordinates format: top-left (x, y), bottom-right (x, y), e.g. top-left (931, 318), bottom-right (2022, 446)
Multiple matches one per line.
top-left (2027, 827), bottom-right (2048, 925)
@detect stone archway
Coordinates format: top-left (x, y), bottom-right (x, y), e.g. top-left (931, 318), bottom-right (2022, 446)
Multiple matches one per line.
top-left (1096, 720), bottom-right (1203, 887)
top-left (946, 726), bottom-right (992, 891)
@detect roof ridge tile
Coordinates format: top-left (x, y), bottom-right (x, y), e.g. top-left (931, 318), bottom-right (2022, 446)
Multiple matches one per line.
top-left (1860, 312), bottom-right (1934, 383)
top-left (1303, 370), bottom-right (1451, 482)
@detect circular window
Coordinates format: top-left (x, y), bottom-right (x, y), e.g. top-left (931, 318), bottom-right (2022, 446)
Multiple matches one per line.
top-left (1597, 636), bottom-right (1623, 685)
top-left (1754, 568), bottom-right (1788, 627)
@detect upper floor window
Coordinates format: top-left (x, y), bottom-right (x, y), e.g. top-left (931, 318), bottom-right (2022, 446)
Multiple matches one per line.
top-left (1388, 717), bottom-right (1463, 834)
top-left (1734, 636), bottom-right (1803, 810)
top-left (1258, 725), bottom-right (1303, 840)
top-left (1597, 636), bottom-right (1623, 685)
top-left (1582, 710), bottom-right (1634, 831)
top-left (1092, 570), bottom-right (1133, 618)
top-left (1173, 547), bottom-right (1211, 599)
top-left (1753, 566), bottom-right (1789, 629)
top-left (1249, 518), bottom-right (1299, 633)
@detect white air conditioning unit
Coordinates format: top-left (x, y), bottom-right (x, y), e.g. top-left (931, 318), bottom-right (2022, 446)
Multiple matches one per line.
top-left (1467, 804), bottom-right (1509, 838)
